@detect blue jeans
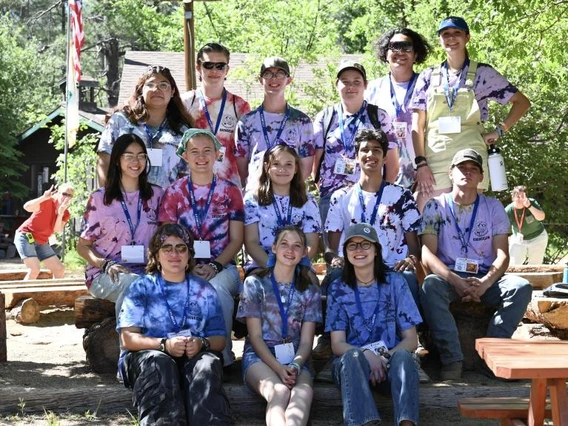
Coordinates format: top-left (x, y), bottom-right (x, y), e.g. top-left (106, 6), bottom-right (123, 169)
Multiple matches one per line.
top-left (332, 348), bottom-right (419, 426)
top-left (420, 272), bottom-right (532, 365)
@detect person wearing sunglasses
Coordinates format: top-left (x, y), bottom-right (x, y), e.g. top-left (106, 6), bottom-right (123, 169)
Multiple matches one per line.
top-left (98, 65), bottom-right (194, 190)
top-left (77, 134), bottom-right (163, 315)
top-left (14, 183), bottom-right (74, 280)
top-left (159, 128), bottom-right (244, 369)
top-left (411, 16), bottom-right (531, 211)
top-left (366, 28), bottom-right (432, 190)
top-left (326, 223), bottom-right (421, 426)
top-left (182, 43), bottom-right (251, 187)
top-left (117, 223), bottom-right (232, 425)
top-left (235, 56), bottom-right (315, 193)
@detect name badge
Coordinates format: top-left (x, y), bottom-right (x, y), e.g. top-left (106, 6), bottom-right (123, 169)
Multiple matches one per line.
top-left (334, 157), bottom-right (356, 177)
top-left (515, 233), bottom-right (524, 243)
top-left (217, 146), bottom-right (226, 162)
top-left (121, 244), bottom-right (145, 263)
top-left (361, 340), bottom-right (388, 356)
top-left (393, 121), bottom-right (407, 140)
top-left (193, 240), bottom-right (211, 259)
top-left (438, 116), bottom-right (461, 134)
top-left (147, 148), bottom-right (163, 167)
top-left (454, 257), bottom-right (479, 274)
top-left (274, 342), bottom-right (295, 364)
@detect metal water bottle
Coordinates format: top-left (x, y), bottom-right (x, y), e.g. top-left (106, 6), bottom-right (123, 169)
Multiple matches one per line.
top-left (487, 144), bottom-right (508, 191)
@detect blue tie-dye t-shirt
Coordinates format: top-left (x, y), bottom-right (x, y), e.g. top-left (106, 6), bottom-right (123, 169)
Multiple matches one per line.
top-left (325, 272), bottom-right (421, 349)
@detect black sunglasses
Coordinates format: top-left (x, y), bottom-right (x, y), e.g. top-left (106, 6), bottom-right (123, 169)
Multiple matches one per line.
top-left (388, 41), bottom-right (414, 52)
top-left (202, 61), bottom-right (228, 71)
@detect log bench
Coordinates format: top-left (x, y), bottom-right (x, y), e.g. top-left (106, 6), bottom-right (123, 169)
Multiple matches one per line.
top-left (459, 397), bottom-right (552, 425)
top-left (0, 269), bottom-right (53, 281)
top-left (0, 278), bottom-right (87, 309)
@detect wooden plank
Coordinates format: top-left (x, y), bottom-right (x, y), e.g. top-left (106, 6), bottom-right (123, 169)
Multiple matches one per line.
top-left (0, 278), bottom-right (83, 288)
top-left (459, 397), bottom-right (551, 419)
top-left (0, 269), bottom-right (52, 281)
top-left (0, 292), bottom-right (6, 362)
top-left (505, 272), bottom-right (564, 289)
top-left (3, 286), bottom-right (88, 308)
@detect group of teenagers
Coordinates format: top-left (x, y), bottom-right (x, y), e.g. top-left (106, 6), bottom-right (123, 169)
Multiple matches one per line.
top-left (13, 15), bottom-right (538, 426)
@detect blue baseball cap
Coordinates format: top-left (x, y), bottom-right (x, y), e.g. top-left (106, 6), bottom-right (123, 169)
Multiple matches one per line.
top-left (438, 16), bottom-right (470, 35)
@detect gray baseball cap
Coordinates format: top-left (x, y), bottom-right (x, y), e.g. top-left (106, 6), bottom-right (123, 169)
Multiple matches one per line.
top-left (260, 57), bottom-right (290, 76)
top-left (344, 223), bottom-right (379, 243)
top-left (451, 148), bottom-right (483, 172)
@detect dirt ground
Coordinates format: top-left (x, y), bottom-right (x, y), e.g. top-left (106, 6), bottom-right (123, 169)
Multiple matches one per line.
top-left (0, 258), bottom-right (558, 425)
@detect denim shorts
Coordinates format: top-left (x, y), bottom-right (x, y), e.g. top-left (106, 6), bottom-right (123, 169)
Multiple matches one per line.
top-left (14, 231), bottom-right (57, 261)
top-left (241, 346), bottom-right (310, 387)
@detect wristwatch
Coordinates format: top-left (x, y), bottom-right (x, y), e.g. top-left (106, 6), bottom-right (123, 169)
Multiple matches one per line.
top-left (414, 155), bottom-right (427, 166)
top-left (200, 337), bottom-right (210, 351)
top-left (159, 338), bottom-right (168, 353)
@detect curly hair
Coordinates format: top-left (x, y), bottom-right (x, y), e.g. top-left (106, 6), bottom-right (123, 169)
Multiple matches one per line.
top-left (146, 224), bottom-right (196, 275)
top-left (120, 66), bottom-right (194, 133)
top-left (374, 28), bottom-right (431, 64)
top-left (257, 144), bottom-right (307, 207)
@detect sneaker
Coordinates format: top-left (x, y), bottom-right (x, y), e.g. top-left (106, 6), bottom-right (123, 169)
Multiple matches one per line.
top-left (411, 352), bottom-right (430, 383)
top-left (440, 361), bottom-right (462, 381)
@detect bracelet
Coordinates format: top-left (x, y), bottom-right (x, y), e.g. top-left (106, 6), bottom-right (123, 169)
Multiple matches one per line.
top-left (415, 163), bottom-right (428, 170)
top-left (288, 362), bottom-right (301, 374)
top-left (104, 260), bottom-right (118, 274)
top-left (414, 155), bottom-right (427, 165)
top-left (208, 261), bottom-right (223, 274)
top-left (100, 259), bottom-right (110, 271)
top-left (494, 125), bottom-right (505, 138)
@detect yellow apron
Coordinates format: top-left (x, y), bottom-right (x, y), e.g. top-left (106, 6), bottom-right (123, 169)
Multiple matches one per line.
top-left (425, 61), bottom-right (488, 190)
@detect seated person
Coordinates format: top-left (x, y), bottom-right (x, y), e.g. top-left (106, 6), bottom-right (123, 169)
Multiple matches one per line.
top-left (117, 224), bottom-right (232, 426)
top-left (78, 134), bottom-right (163, 315)
top-left (159, 128), bottom-right (244, 367)
top-left (237, 226), bottom-right (322, 426)
top-left (326, 223), bottom-right (420, 426)
top-left (244, 143), bottom-right (321, 277)
top-left (419, 149), bottom-right (532, 380)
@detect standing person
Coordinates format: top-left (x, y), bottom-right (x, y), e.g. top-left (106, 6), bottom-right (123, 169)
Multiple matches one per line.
top-left (237, 226), bottom-right (322, 426)
top-left (159, 128), bottom-right (244, 367)
top-left (505, 185), bottom-right (548, 265)
top-left (98, 65), bottom-right (194, 189)
top-left (419, 149), bottom-right (532, 380)
top-left (182, 43), bottom-right (251, 187)
top-left (77, 134), bottom-right (163, 315)
top-left (244, 144), bottom-right (321, 276)
top-left (326, 223), bottom-right (420, 426)
top-left (235, 57), bottom-right (314, 192)
top-left (14, 183), bottom-right (74, 280)
top-left (411, 16), bottom-right (531, 211)
top-left (312, 60), bottom-right (398, 244)
top-left (366, 28), bottom-right (432, 189)
top-left (118, 224), bottom-right (233, 426)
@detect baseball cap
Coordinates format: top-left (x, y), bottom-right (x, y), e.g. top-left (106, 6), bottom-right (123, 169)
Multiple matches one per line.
top-left (344, 223), bottom-right (378, 244)
top-left (438, 16), bottom-right (470, 34)
top-left (336, 60), bottom-right (367, 80)
top-left (177, 128), bottom-right (222, 158)
top-left (451, 149), bottom-right (483, 172)
top-left (260, 57), bottom-right (290, 76)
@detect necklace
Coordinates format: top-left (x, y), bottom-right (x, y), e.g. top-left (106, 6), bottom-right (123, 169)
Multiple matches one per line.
top-left (122, 191), bottom-right (138, 205)
top-left (357, 277), bottom-right (376, 286)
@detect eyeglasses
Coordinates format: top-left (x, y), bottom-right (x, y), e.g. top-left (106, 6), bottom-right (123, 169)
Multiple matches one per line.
top-left (202, 62), bottom-right (228, 71)
top-left (160, 243), bottom-right (189, 255)
top-left (122, 153), bottom-right (148, 163)
top-left (144, 81), bottom-right (171, 91)
top-left (61, 192), bottom-right (74, 198)
top-left (261, 70), bottom-right (288, 80)
top-left (388, 41), bottom-right (414, 53)
top-left (346, 241), bottom-right (373, 251)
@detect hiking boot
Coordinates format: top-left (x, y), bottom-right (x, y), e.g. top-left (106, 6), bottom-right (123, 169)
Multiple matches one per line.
top-left (440, 361), bottom-right (462, 381)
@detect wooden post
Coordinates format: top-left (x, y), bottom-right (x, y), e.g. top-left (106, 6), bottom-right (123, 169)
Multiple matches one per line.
top-left (183, 0), bottom-right (196, 91)
top-left (0, 292), bottom-right (6, 362)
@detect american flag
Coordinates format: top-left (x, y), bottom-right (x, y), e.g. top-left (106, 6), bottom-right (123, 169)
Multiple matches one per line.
top-left (66, 0), bottom-right (84, 148)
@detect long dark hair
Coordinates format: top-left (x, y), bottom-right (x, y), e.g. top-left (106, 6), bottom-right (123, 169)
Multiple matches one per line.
top-left (257, 144), bottom-right (307, 207)
top-left (374, 27), bottom-right (431, 64)
top-left (121, 66), bottom-right (194, 133)
top-left (341, 238), bottom-right (387, 289)
top-left (103, 134), bottom-right (154, 205)
top-left (146, 224), bottom-right (196, 275)
top-left (255, 226), bottom-right (312, 292)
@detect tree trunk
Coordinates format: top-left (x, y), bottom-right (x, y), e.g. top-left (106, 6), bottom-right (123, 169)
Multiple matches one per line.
top-left (83, 317), bottom-right (120, 374)
top-left (8, 297), bottom-right (40, 324)
top-left (74, 295), bottom-right (115, 329)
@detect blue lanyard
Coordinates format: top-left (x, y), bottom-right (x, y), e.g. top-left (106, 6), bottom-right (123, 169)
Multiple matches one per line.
top-left (357, 181), bottom-right (385, 226)
top-left (270, 272), bottom-right (296, 341)
top-left (272, 195), bottom-right (292, 228)
top-left (119, 195), bottom-right (142, 244)
top-left (447, 194), bottom-right (479, 255)
top-left (353, 283), bottom-right (382, 334)
top-left (199, 89), bottom-right (227, 135)
top-left (143, 117), bottom-right (167, 147)
top-left (259, 104), bottom-right (290, 149)
top-left (388, 72), bottom-right (417, 118)
top-left (158, 276), bottom-right (191, 333)
top-left (338, 101), bottom-right (366, 153)
top-left (442, 59), bottom-right (469, 111)
top-left (187, 175), bottom-right (216, 240)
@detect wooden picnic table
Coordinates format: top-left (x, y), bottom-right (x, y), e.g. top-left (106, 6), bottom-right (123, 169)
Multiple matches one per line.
top-left (476, 337), bottom-right (568, 426)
